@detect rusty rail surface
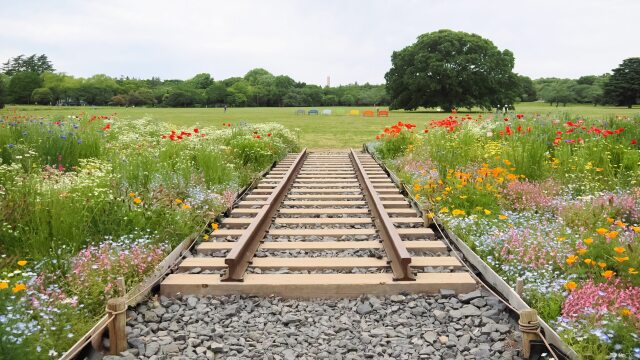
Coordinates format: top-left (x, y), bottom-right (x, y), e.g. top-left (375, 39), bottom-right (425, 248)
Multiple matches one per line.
top-left (223, 149), bottom-right (308, 281)
top-left (349, 149), bottom-right (415, 281)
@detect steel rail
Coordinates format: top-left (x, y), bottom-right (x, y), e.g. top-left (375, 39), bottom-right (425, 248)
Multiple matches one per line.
top-left (223, 149), bottom-right (307, 281)
top-left (349, 149), bottom-right (415, 281)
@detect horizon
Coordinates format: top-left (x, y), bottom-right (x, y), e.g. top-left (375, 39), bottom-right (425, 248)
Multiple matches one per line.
top-left (2, 0), bottom-right (638, 86)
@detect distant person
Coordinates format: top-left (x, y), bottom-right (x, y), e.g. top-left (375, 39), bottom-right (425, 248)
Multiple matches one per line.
top-left (224, 104), bottom-right (228, 112)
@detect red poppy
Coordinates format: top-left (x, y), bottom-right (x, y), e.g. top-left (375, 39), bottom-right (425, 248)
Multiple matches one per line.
top-left (632, 139), bottom-right (638, 145)
top-left (194, 128), bottom-right (199, 133)
top-left (256, 135), bottom-right (261, 139)
top-left (267, 133), bottom-right (272, 137)
top-left (162, 135), bottom-right (167, 139)
top-left (504, 117), bottom-right (509, 121)
top-left (423, 129), bottom-right (429, 133)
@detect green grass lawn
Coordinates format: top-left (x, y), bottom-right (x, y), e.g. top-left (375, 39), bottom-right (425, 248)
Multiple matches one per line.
top-left (2, 103), bottom-right (638, 148)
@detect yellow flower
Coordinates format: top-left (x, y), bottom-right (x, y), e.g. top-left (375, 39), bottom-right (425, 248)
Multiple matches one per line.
top-left (426, 212), bottom-right (435, 219)
top-left (17, 260), bottom-right (27, 267)
top-left (133, 197), bottom-right (142, 205)
top-left (175, 198), bottom-right (183, 204)
top-left (631, 226), bottom-right (640, 233)
top-left (584, 237), bottom-right (593, 245)
top-left (202, 234), bottom-right (209, 240)
top-left (607, 231), bottom-right (619, 239)
top-left (439, 207), bottom-right (449, 213)
top-left (483, 209), bottom-right (492, 215)
top-left (498, 215), bottom-right (508, 220)
top-left (615, 220), bottom-right (626, 227)
top-left (595, 168), bottom-right (604, 172)
top-left (602, 270), bottom-right (615, 279)
top-left (415, 194), bottom-right (421, 200)
top-left (459, 195), bottom-right (467, 199)
top-left (129, 192), bottom-right (136, 197)
top-left (598, 262), bottom-right (607, 268)
top-left (566, 255), bottom-right (579, 265)
top-left (181, 204), bottom-right (191, 209)
top-left (452, 209), bottom-right (466, 216)
top-left (435, 196), bottom-right (442, 201)
top-left (557, 236), bottom-right (567, 242)
top-left (564, 281), bottom-right (577, 291)
top-left (613, 247), bottom-right (625, 254)
top-left (577, 248), bottom-right (587, 255)
top-left (212, 223), bottom-right (219, 231)
top-left (596, 228), bottom-right (608, 235)
top-left (584, 259), bottom-right (593, 265)
top-left (614, 256), bottom-right (629, 263)
top-left (606, 217), bottom-right (614, 223)
top-left (12, 283), bottom-right (26, 293)
top-left (0, 282), bottom-right (8, 290)
top-left (629, 268), bottom-right (638, 275)
top-left (620, 308), bottom-right (632, 317)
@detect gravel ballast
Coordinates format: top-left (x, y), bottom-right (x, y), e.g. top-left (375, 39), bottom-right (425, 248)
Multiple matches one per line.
top-left (119, 290), bottom-right (523, 360)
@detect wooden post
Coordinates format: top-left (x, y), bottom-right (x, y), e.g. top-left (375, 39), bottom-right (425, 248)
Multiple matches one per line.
top-left (516, 278), bottom-right (524, 297)
top-left (519, 309), bottom-right (541, 359)
top-left (106, 297), bottom-right (127, 355)
top-left (115, 277), bottom-right (126, 297)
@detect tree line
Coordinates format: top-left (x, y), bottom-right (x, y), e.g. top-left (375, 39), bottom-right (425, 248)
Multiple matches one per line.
top-left (0, 55), bottom-right (388, 109)
top-left (1, 47), bottom-right (638, 110)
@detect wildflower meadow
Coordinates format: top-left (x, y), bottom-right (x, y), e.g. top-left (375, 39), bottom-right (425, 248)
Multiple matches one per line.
top-left (0, 111), bottom-right (299, 358)
top-left (372, 112), bottom-right (640, 359)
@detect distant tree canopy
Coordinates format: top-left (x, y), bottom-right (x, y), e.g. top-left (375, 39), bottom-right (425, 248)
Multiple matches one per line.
top-left (535, 75), bottom-right (609, 107)
top-left (2, 54), bottom-right (54, 76)
top-left (603, 57), bottom-right (640, 108)
top-left (385, 29), bottom-right (519, 111)
top-left (0, 51), bottom-right (635, 109)
top-left (0, 57), bottom-right (390, 107)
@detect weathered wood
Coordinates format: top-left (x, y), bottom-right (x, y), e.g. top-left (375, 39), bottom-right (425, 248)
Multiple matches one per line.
top-left (381, 200), bottom-right (411, 208)
top-left (282, 200), bottom-right (366, 207)
top-left (197, 240), bottom-right (447, 253)
top-left (274, 217), bottom-right (372, 224)
top-left (519, 309), bottom-right (542, 358)
top-left (516, 278), bottom-right (524, 297)
top-left (350, 149), bottom-right (414, 281)
top-left (397, 228), bottom-right (435, 239)
top-left (278, 208), bottom-right (369, 214)
top-left (181, 256), bottom-right (461, 270)
top-left (223, 149), bottom-right (307, 281)
top-left (106, 297), bottom-right (127, 355)
top-left (269, 228), bottom-right (375, 236)
top-left (160, 273), bottom-right (477, 298)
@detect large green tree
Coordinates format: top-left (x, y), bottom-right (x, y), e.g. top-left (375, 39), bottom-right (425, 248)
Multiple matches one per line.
top-left (385, 29), bottom-right (518, 111)
top-left (8, 72), bottom-right (42, 103)
top-left (603, 57), bottom-right (640, 108)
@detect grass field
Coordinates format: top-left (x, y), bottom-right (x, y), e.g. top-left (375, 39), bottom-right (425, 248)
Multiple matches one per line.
top-left (2, 103), bottom-right (638, 148)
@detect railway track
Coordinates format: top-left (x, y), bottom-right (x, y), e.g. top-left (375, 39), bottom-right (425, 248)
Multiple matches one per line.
top-left (161, 150), bottom-right (476, 297)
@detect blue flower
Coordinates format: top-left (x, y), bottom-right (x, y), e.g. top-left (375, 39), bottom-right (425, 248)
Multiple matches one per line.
top-left (6, 144), bottom-right (14, 149)
top-left (60, 135), bottom-right (67, 140)
top-left (77, 139), bottom-right (82, 145)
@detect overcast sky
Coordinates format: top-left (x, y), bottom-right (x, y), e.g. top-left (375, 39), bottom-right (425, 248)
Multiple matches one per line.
top-left (1, 0), bottom-right (637, 85)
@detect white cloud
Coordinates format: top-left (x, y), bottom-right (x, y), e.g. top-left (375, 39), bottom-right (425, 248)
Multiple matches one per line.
top-left (1, 0), bottom-right (637, 84)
